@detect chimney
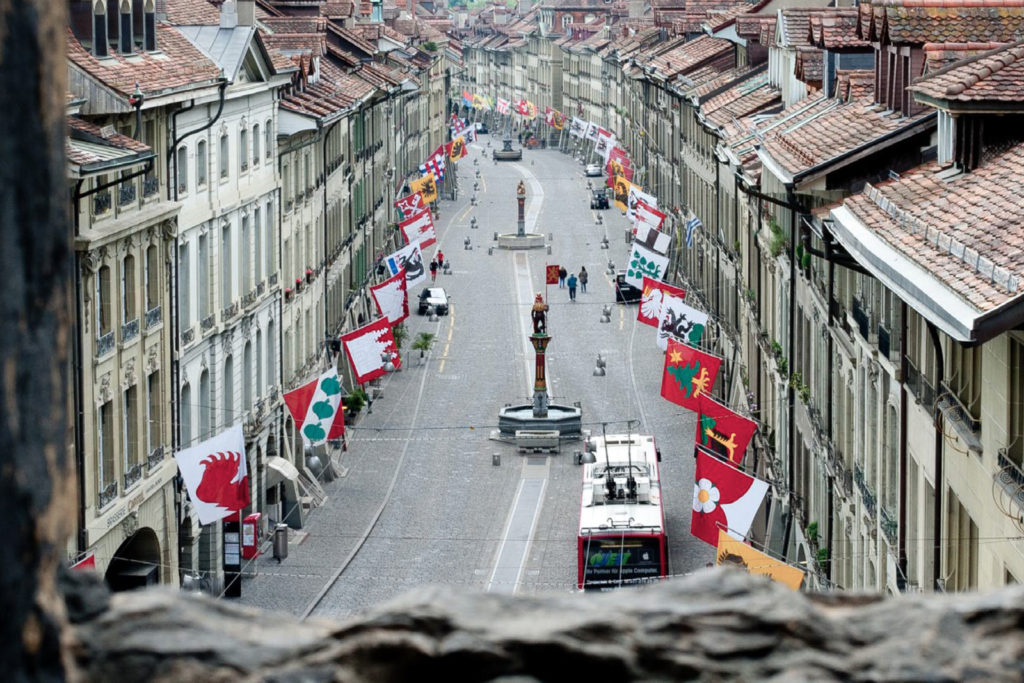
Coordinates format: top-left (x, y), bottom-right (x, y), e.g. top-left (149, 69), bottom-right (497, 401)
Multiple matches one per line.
top-left (238, 0), bottom-right (255, 27)
top-left (220, 0), bottom-right (239, 29)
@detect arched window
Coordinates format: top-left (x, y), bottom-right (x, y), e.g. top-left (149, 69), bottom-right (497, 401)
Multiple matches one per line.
top-left (196, 140), bottom-right (207, 187)
top-left (239, 128), bottom-right (248, 172)
top-left (223, 356), bottom-right (234, 427)
top-left (199, 369), bottom-right (211, 440)
top-left (92, 1), bottom-right (108, 58)
top-left (180, 383), bottom-right (192, 446)
top-left (121, 253), bottom-right (136, 325)
top-left (219, 133), bottom-right (229, 179)
top-left (265, 119), bottom-right (273, 160)
top-left (243, 341), bottom-right (253, 410)
top-left (176, 146), bottom-right (188, 194)
top-left (252, 123), bottom-right (261, 165)
top-left (97, 264), bottom-right (112, 336)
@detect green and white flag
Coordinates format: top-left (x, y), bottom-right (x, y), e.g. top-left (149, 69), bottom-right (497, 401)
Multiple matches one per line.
top-left (283, 368), bottom-right (345, 447)
top-left (625, 243), bottom-right (669, 289)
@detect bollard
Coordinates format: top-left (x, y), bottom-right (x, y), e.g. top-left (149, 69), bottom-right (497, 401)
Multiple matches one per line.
top-left (493, 231), bottom-right (498, 241)
top-left (488, 246), bottom-right (493, 255)
top-left (546, 245), bottom-right (552, 255)
top-left (492, 453), bottom-right (501, 466)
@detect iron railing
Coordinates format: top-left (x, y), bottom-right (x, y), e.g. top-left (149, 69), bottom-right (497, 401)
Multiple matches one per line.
top-left (852, 297), bottom-right (870, 340)
top-left (180, 326), bottom-right (195, 346)
top-left (98, 481), bottom-right (118, 509)
top-left (996, 451), bottom-right (1024, 512)
top-left (905, 358), bottom-right (936, 410)
top-left (878, 323), bottom-right (891, 359)
top-left (143, 176), bottom-right (159, 197)
top-left (880, 505), bottom-right (898, 546)
top-left (221, 302), bottom-right (239, 321)
top-left (201, 314), bottom-right (216, 333)
top-left (93, 191), bottom-right (112, 215)
top-left (853, 463), bottom-right (877, 518)
top-left (146, 445), bottom-right (165, 472)
top-left (96, 331), bottom-right (115, 357)
top-left (145, 305), bottom-right (161, 329)
top-left (120, 318), bottom-right (139, 343)
top-left (118, 182), bottom-right (136, 206)
top-left (124, 462), bottom-right (144, 489)
top-left (268, 272), bottom-right (278, 287)
top-left (938, 381), bottom-right (982, 437)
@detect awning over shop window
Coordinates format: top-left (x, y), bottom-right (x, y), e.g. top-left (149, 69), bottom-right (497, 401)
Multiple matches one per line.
top-left (266, 456), bottom-right (300, 488)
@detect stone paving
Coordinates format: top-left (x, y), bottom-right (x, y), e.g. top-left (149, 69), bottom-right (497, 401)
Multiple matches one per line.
top-left (237, 138), bottom-right (714, 620)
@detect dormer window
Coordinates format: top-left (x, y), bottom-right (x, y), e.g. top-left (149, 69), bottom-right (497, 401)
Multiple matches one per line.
top-left (119, 0), bottom-right (132, 55)
top-left (143, 0), bottom-right (155, 51)
top-left (93, 1), bottom-right (108, 57)
top-left (562, 15), bottom-right (573, 30)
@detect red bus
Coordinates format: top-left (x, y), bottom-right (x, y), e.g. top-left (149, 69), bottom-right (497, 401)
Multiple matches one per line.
top-left (578, 433), bottom-right (668, 589)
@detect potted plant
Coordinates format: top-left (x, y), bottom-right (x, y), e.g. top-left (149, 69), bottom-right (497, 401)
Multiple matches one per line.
top-left (305, 267), bottom-right (314, 283)
top-left (411, 332), bottom-right (436, 360)
top-left (391, 323), bottom-right (408, 353)
top-left (344, 388), bottom-right (368, 416)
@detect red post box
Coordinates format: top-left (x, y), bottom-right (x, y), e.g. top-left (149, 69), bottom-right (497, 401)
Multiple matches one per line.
top-left (242, 512), bottom-right (262, 560)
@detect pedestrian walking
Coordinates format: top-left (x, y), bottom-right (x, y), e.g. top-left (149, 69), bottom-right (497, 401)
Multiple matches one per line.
top-left (579, 267), bottom-right (588, 293)
top-left (437, 250), bottom-right (445, 272)
top-left (558, 266), bottom-right (567, 288)
top-left (429, 258), bottom-right (438, 282)
top-left (567, 273), bottom-right (578, 301)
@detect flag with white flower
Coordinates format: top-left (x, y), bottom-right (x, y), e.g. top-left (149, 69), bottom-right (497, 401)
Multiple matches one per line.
top-left (691, 451), bottom-right (768, 547)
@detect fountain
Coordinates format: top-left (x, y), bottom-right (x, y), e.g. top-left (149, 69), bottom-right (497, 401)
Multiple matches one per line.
top-left (497, 293), bottom-right (582, 440)
top-left (497, 179), bottom-right (545, 250)
top-left (491, 114), bottom-right (522, 161)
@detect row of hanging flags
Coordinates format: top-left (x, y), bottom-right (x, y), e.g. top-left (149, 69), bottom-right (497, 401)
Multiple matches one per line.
top-left (171, 132), bottom-right (478, 528)
top-left (610, 144), bottom-right (802, 589)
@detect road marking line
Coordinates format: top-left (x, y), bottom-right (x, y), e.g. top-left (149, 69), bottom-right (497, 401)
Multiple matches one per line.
top-left (487, 469), bottom-right (547, 594)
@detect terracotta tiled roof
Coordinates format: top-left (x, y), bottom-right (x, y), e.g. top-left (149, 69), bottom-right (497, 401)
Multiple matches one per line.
top-left (280, 79), bottom-right (356, 119)
top-left (262, 32), bottom-right (327, 55)
top-left (864, 1), bottom-right (1024, 45)
top-left (810, 9), bottom-right (870, 50)
top-left (760, 97), bottom-right (933, 180)
top-left (839, 145), bottom-right (1024, 312)
top-left (778, 8), bottom-right (827, 48)
top-left (639, 35), bottom-right (734, 78)
top-left (322, 1), bottom-right (354, 18)
top-left (330, 25), bottom-right (379, 56)
top-left (262, 17), bottom-right (327, 34)
top-left (674, 64), bottom-right (747, 98)
top-left (920, 41), bottom-right (1009, 71)
top-left (760, 18), bottom-right (776, 46)
top-left (66, 26), bottom-right (222, 99)
top-left (320, 59), bottom-right (376, 100)
top-left (701, 71), bottom-right (782, 129)
top-left (795, 47), bottom-right (823, 85)
top-left (835, 69), bottom-right (876, 101)
top-left (66, 116), bottom-right (152, 168)
top-left (911, 41), bottom-right (1024, 102)
top-left (165, 0), bottom-right (222, 25)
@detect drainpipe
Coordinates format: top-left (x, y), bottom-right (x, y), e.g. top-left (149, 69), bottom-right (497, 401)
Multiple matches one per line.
top-left (167, 78), bottom-right (227, 583)
top-left (927, 321), bottom-right (944, 590)
top-left (71, 184), bottom-right (87, 555)
top-left (825, 226), bottom-right (836, 583)
top-left (899, 301), bottom-right (909, 590)
top-left (780, 187), bottom-right (798, 562)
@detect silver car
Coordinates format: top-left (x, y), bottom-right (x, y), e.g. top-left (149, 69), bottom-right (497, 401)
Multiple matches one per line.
top-left (585, 163), bottom-right (603, 177)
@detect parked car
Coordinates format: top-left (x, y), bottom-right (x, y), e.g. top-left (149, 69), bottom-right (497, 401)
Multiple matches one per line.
top-left (418, 287), bottom-right (450, 315)
top-left (585, 163), bottom-right (603, 177)
top-left (590, 189), bottom-right (610, 210)
top-left (614, 272), bottom-right (642, 304)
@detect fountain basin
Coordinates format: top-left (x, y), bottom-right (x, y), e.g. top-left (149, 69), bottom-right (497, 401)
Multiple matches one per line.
top-left (498, 403), bottom-right (582, 438)
top-left (497, 233), bottom-right (546, 249)
top-left (493, 148), bottom-right (523, 161)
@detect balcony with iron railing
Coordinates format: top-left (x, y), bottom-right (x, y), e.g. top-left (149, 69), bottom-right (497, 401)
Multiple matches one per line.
top-left (120, 317), bottom-right (139, 344)
top-left (118, 182), bottom-right (136, 207)
top-left (995, 451), bottom-right (1024, 515)
top-left (200, 313), bottom-right (216, 334)
top-left (93, 191), bottom-right (112, 216)
top-left (853, 462), bottom-right (877, 519)
top-left (146, 446), bottom-right (165, 473)
top-left (221, 301), bottom-right (239, 322)
top-left (937, 381), bottom-right (983, 453)
top-left (97, 480), bottom-right (118, 509)
top-left (852, 297), bottom-right (870, 340)
top-left (145, 305), bottom-right (161, 329)
top-left (143, 176), bottom-right (159, 198)
top-left (880, 505), bottom-right (898, 546)
top-left (904, 358), bottom-right (936, 411)
top-left (124, 462), bottom-right (144, 490)
top-left (96, 331), bottom-right (115, 358)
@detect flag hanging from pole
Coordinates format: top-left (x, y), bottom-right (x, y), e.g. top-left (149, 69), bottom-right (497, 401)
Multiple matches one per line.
top-left (656, 294), bottom-right (707, 350)
top-left (716, 531), bottom-right (805, 590)
top-left (384, 241), bottom-right (426, 289)
top-left (661, 338), bottom-right (722, 411)
top-left (691, 451), bottom-right (768, 547)
top-left (546, 265), bottom-right (560, 285)
top-left (283, 369), bottom-right (346, 448)
top-left (399, 209), bottom-right (436, 249)
top-left (686, 215), bottom-right (703, 248)
top-left (634, 222), bottom-right (671, 256)
top-left (627, 185), bottom-right (657, 222)
top-left (569, 117), bottom-right (587, 137)
top-left (637, 276), bottom-right (686, 327)
top-left (174, 425), bottom-right (250, 525)
top-left (394, 192), bottom-right (425, 217)
top-left (340, 318), bottom-right (401, 384)
top-left (625, 242), bottom-right (669, 289)
top-left (370, 269), bottom-right (409, 324)
top-left (496, 97), bottom-right (511, 115)
top-left (634, 199), bottom-right (666, 232)
top-left (695, 394), bottom-right (758, 465)
top-left (409, 173), bottom-right (437, 203)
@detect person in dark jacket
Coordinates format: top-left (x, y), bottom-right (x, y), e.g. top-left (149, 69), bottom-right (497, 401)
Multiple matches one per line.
top-left (558, 266), bottom-right (567, 288)
top-left (578, 267), bottom-right (588, 293)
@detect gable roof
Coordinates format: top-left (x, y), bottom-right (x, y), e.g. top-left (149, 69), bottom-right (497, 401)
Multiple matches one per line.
top-left (862, 0), bottom-right (1024, 46)
top-left (830, 143), bottom-right (1024, 342)
top-left (910, 40), bottom-right (1024, 106)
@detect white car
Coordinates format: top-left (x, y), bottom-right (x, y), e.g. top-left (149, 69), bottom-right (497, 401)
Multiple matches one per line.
top-left (585, 163), bottom-right (603, 177)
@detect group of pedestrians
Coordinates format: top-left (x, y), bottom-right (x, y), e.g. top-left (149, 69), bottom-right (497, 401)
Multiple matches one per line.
top-left (429, 249), bottom-right (446, 282)
top-left (558, 265), bottom-right (588, 301)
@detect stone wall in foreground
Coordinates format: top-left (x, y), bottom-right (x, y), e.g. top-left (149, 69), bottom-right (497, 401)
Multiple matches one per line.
top-left (63, 569), bottom-right (1024, 682)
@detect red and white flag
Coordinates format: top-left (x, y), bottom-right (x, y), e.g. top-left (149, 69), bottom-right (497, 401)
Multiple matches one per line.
top-left (394, 192), bottom-right (425, 218)
top-left (496, 97), bottom-right (510, 115)
top-left (634, 223), bottom-right (671, 256)
top-left (399, 209), bottom-right (436, 249)
top-left (691, 451), bottom-right (769, 547)
top-left (696, 394), bottom-right (758, 465)
top-left (370, 269), bottom-right (409, 324)
top-left (638, 276), bottom-right (686, 327)
top-left (174, 425), bottom-right (250, 525)
top-left (283, 368), bottom-right (345, 448)
top-left (634, 199), bottom-right (666, 232)
top-left (341, 318), bottom-right (401, 384)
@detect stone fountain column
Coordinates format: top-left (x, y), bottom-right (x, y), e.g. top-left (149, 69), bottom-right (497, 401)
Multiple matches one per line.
top-left (516, 181), bottom-right (526, 237)
top-left (529, 332), bottom-right (550, 418)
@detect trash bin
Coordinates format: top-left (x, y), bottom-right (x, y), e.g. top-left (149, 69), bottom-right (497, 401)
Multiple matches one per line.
top-left (272, 523), bottom-right (288, 562)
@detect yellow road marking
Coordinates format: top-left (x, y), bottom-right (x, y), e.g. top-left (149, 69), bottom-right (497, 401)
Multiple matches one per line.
top-left (619, 304), bottom-right (624, 330)
top-left (438, 306), bottom-right (454, 373)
